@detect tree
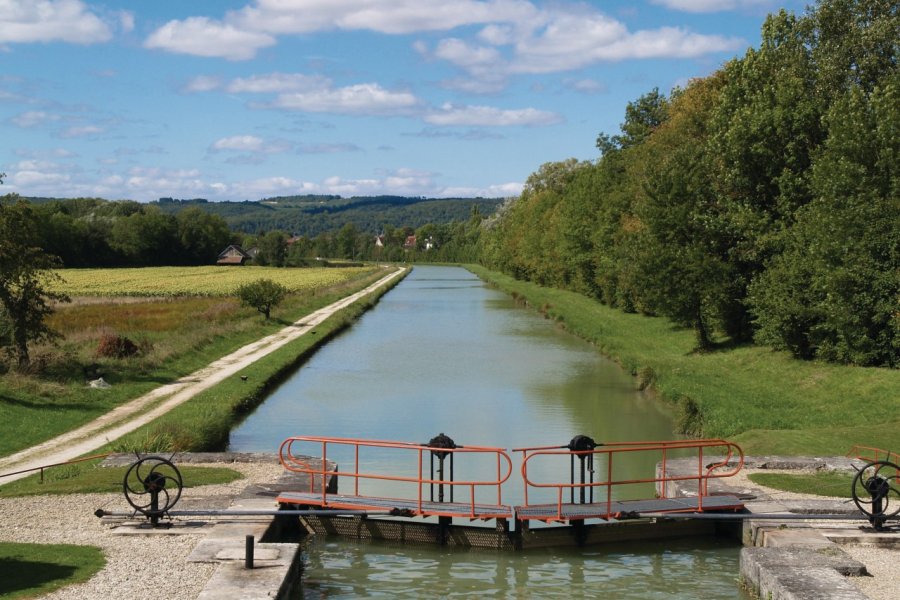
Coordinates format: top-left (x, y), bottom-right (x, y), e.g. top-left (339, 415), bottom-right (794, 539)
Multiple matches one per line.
top-left (596, 88), bottom-right (669, 154)
top-left (176, 207), bottom-right (231, 265)
top-left (236, 278), bottom-right (288, 320)
top-left (255, 231), bottom-right (287, 266)
top-left (748, 75), bottom-right (900, 365)
top-left (0, 195), bottom-right (70, 369)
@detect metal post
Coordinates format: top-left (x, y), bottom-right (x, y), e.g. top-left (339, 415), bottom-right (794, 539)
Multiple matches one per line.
top-left (245, 535), bottom-right (254, 569)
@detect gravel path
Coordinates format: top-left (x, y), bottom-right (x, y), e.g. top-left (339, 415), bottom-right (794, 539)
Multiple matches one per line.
top-left (0, 461), bottom-right (283, 600)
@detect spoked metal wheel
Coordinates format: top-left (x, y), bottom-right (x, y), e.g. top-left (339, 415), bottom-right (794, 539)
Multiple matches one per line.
top-left (123, 456), bottom-right (183, 525)
top-left (851, 460), bottom-right (900, 531)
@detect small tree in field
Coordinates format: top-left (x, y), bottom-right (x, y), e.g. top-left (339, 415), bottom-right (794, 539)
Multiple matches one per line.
top-left (236, 279), bottom-right (288, 320)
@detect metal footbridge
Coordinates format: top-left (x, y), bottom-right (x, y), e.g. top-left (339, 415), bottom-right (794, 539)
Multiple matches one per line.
top-left (274, 434), bottom-right (747, 546)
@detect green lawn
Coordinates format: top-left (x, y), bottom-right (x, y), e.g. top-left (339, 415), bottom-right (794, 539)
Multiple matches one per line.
top-left (0, 463), bottom-right (243, 497)
top-left (0, 542), bottom-right (105, 599)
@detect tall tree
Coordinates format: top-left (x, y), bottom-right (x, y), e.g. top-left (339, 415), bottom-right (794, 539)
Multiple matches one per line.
top-left (748, 75), bottom-right (900, 365)
top-left (633, 75), bottom-right (735, 349)
top-left (176, 207), bottom-right (232, 265)
top-left (0, 195), bottom-right (70, 369)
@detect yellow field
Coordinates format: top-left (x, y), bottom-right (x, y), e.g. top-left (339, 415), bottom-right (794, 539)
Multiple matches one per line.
top-left (52, 265), bottom-right (377, 297)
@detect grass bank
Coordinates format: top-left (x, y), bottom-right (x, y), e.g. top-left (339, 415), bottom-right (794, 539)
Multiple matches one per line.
top-left (0, 542), bottom-right (105, 599)
top-left (467, 265), bottom-right (900, 456)
top-left (101, 267), bottom-right (409, 454)
top-left (0, 266), bottom-right (389, 458)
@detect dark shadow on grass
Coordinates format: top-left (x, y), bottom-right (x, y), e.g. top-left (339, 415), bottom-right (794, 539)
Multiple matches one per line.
top-left (0, 558), bottom-right (77, 596)
top-left (0, 394), bottom-right (88, 411)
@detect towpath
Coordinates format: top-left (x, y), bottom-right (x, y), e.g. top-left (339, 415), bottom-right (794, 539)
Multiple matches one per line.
top-left (0, 266), bottom-right (407, 484)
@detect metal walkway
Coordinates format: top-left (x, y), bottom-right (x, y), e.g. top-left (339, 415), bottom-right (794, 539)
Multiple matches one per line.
top-left (514, 494), bottom-right (745, 522)
top-left (276, 491), bottom-right (513, 519)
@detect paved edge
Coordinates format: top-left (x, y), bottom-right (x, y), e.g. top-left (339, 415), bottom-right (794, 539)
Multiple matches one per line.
top-left (0, 267), bottom-right (408, 483)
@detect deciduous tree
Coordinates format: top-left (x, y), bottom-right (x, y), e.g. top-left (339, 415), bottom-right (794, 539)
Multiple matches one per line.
top-left (0, 195), bottom-right (70, 369)
top-left (236, 279), bottom-right (288, 321)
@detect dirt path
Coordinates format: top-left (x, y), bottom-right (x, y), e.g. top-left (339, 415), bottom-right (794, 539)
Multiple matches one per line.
top-left (0, 267), bottom-right (407, 483)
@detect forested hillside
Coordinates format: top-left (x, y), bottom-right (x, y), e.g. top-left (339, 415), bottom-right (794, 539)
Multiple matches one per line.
top-left (150, 195), bottom-right (503, 236)
top-left (479, 0), bottom-right (898, 368)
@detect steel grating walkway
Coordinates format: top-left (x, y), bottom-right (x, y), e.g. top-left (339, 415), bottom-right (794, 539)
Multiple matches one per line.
top-left (277, 491), bottom-right (743, 522)
top-left (514, 495), bottom-right (745, 522)
top-left (276, 491), bottom-right (513, 519)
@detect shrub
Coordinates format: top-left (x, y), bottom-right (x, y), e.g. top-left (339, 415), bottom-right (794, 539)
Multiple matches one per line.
top-left (96, 333), bottom-right (140, 359)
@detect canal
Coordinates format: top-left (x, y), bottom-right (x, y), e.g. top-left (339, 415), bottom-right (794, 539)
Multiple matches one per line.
top-left (230, 265), bottom-right (748, 598)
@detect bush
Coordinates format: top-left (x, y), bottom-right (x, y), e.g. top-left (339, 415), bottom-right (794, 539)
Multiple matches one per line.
top-left (96, 333), bottom-right (140, 359)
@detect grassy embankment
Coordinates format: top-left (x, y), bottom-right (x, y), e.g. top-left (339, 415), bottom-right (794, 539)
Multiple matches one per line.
top-left (468, 265), bottom-right (900, 457)
top-left (0, 542), bottom-right (105, 599)
top-left (0, 265), bottom-right (396, 459)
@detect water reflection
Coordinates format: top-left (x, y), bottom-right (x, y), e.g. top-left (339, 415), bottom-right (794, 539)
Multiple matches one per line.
top-left (297, 537), bottom-right (747, 599)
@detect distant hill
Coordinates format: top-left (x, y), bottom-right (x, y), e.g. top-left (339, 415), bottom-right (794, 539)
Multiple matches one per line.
top-left (151, 194), bottom-right (503, 236)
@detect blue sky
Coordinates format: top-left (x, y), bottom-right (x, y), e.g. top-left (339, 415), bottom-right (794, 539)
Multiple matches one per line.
top-left (1, 0), bottom-right (805, 202)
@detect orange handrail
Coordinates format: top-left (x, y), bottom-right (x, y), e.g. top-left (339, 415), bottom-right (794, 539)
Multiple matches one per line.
top-left (279, 435), bottom-right (513, 518)
top-left (515, 439), bottom-right (743, 521)
top-left (847, 445), bottom-right (899, 465)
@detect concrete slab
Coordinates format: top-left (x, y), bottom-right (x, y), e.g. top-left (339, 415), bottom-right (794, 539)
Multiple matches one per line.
top-left (196, 543), bottom-right (301, 600)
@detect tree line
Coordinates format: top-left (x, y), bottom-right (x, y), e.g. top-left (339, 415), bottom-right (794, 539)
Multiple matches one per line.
top-left (477, 0), bottom-right (898, 367)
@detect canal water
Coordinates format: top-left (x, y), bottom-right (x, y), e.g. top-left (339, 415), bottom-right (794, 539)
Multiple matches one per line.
top-left (229, 265), bottom-right (748, 599)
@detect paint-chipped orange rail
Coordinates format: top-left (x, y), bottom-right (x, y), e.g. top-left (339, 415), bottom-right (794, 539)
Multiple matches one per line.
top-left (513, 439), bottom-right (745, 522)
top-left (277, 435), bottom-right (513, 519)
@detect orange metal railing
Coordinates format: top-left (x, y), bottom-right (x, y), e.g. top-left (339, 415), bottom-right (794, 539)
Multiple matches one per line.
top-left (278, 435), bottom-right (513, 518)
top-left (513, 439), bottom-right (744, 521)
top-left (847, 445), bottom-right (899, 465)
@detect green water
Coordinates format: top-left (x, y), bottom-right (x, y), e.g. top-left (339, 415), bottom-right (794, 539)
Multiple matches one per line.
top-left (230, 265), bottom-right (748, 599)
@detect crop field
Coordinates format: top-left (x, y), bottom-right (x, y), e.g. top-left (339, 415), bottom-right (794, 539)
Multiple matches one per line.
top-left (51, 265), bottom-right (377, 297)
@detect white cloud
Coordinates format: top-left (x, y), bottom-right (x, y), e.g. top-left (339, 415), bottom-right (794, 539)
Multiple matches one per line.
top-left (11, 110), bottom-right (60, 128)
top-left (232, 0), bottom-right (538, 36)
top-left (118, 11), bottom-right (135, 33)
top-left (509, 14), bottom-right (742, 73)
top-left (144, 17), bottom-right (276, 61)
top-left (426, 103), bottom-right (562, 127)
top-left (59, 125), bottom-right (103, 138)
top-left (271, 83), bottom-right (420, 116)
top-left (211, 135), bottom-right (267, 152)
top-left (0, 0), bottom-right (113, 44)
top-left (226, 73), bottom-right (331, 93)
top-left (651, 1), bottom-right (774, 13)
top-left (443, 181), bottom-right (523, 197)
top-left (183, 75), bottom-right (223, 93)
top-left (210, 135), bottom-right (293, 155)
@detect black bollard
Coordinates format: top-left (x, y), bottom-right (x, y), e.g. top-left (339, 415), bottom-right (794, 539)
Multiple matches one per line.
top-left (245, 534), bottom-right (254, 569)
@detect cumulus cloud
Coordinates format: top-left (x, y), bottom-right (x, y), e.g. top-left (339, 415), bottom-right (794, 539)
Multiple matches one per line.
top-left (226, 73), bottom-right (331, 93)
top-left (0, 0), bottom-right (114, 45)
top-left (11, 110), bottom-right (61, 128)
top-left (426, 103), bottom-right (562, 127)
top-left (183, 75), bottom-right (223, 93)
top-left (271, 83), bottom-right (421, 116)
top-left (210, 135), bottom-right (267, 152)
top-left (144, 17), bottom-right (276, 61)
top-left (210, 135), bottom-right (295, 160)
